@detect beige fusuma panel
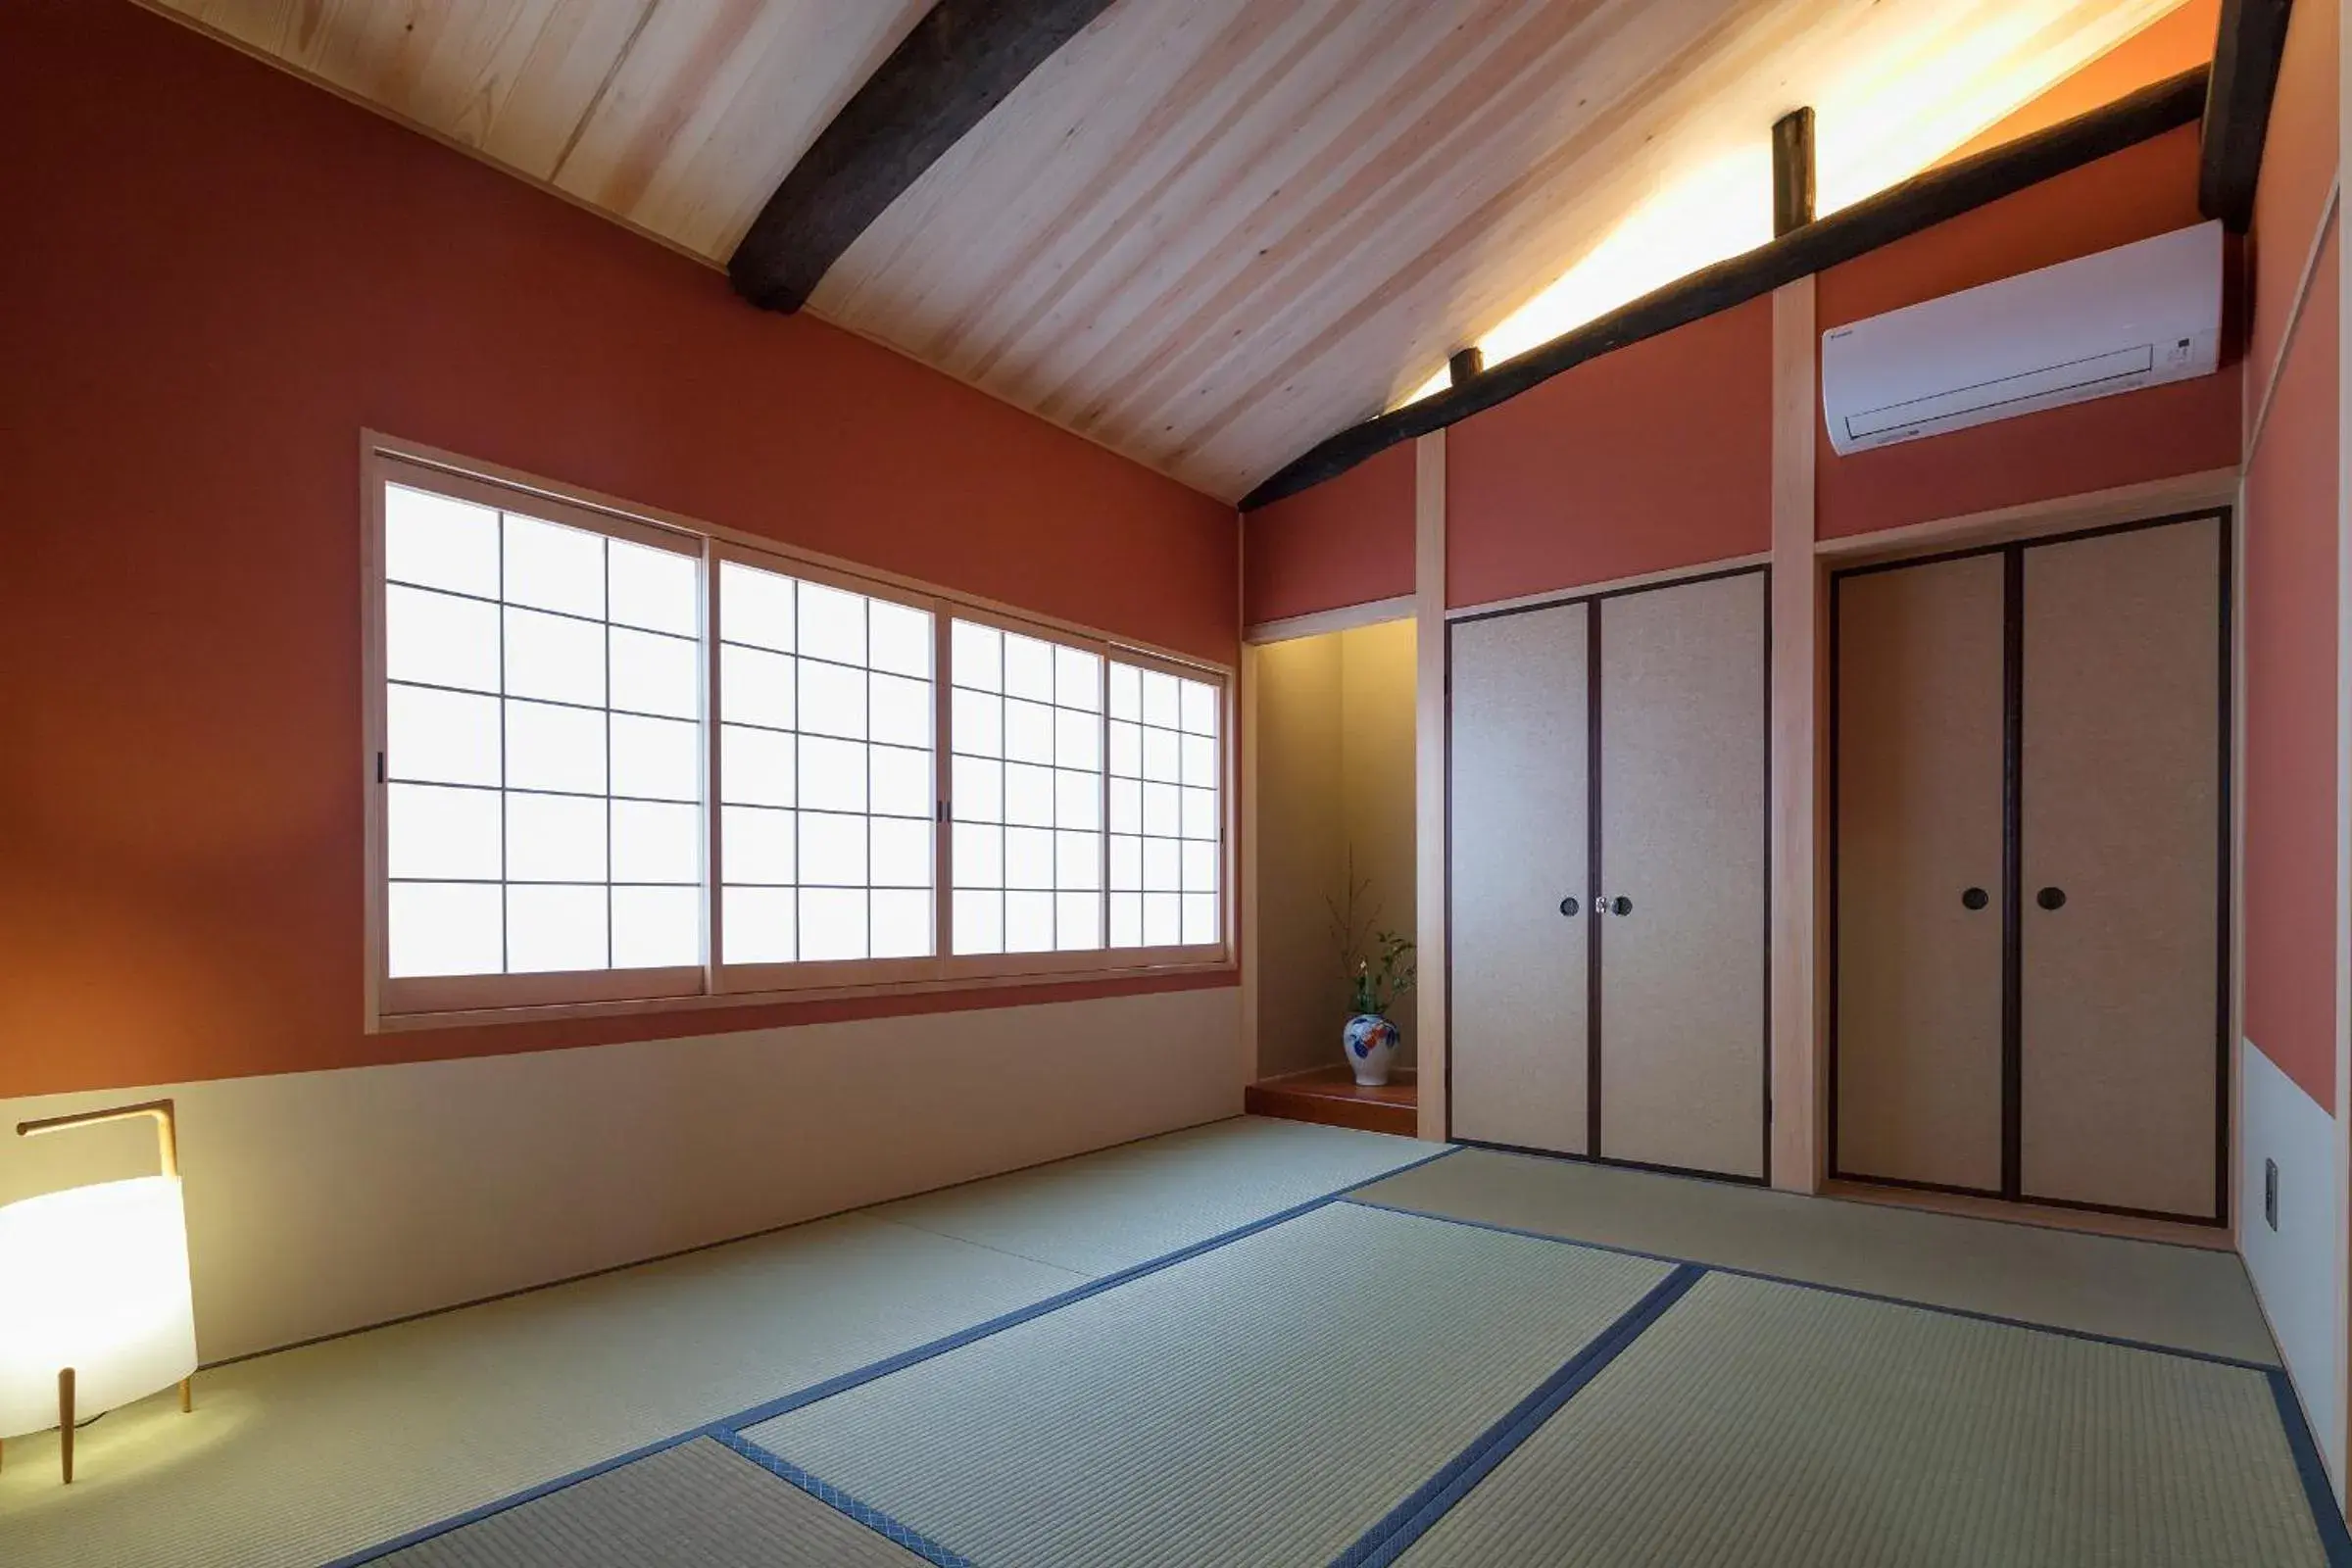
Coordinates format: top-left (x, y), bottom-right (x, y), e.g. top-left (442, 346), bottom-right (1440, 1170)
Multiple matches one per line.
top-left (1834, 555), bottom-right (2007, 1193)
top-left (2019, 517), bottom-right (2223, 1219)
top-left (1448, 602), bottom-right (1591, 1154)
top-left (1595, 572), bottom-right (1767, 1179)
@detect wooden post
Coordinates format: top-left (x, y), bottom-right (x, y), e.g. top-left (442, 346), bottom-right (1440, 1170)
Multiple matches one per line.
top-left (1414, 432), bottom-right (1449, 1142)
top-left (1772, 107), bottom-right (1816, 238)
top-left (59, 1367), bottom-right (74, 1485)
top-left (1770, 272), bottom-right (1823, 1193)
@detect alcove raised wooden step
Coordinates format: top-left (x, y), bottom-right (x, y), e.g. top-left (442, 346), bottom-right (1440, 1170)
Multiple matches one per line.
top-left (1245, 1066), bottom-right (1418, 1138)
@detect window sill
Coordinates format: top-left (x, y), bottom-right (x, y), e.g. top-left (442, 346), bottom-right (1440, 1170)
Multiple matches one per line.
top-left (368, 952), bottom-right (1234, 1033)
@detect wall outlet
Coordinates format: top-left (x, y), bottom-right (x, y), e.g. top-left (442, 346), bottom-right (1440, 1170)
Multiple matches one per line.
top-left (2265, 1157), bottom-right (2279, 1232)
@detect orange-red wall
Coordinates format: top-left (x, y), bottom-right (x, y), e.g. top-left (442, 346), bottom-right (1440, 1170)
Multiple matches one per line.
top-left (0, 3), bottom-right (1238, 1100)
top-left (1817, 125), bottom-right (2243, 539)
top-left (1446, 298), bottom-right (1774, 608)
top-left (2240, 0), bottom-right (2341, 1113)
top-left (1243, 442), bottom-right (1415, 625)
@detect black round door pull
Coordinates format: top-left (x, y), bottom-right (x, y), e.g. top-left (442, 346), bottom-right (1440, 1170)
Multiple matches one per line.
top-left (2036, 886), bottom-right (2067, 910)
top-left (1559, 896), bottom-right (1580, 917)
top-left (1961, 887), bottom-right (1988, 910)
top-left (1608, 895), bottom-right (1632, 917)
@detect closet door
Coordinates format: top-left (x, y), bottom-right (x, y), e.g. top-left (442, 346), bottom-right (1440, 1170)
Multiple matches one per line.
top-left (1448, 603), bottom-right (1591, 1153)
top-left (1595, 572), bottom-right (1767, 1178)
top-left (1833, 555), bottom-right (2007, 1193)
top-left (2019, 518), bottom-right (2224, 1219)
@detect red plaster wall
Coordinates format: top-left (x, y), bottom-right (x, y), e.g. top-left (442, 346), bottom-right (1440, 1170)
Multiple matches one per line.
top-left (0, 3), bottom-right (1238, 1099)
top-left (1445, 298), bottom-right (1775, 608)
top-left (1243, 442), bottom-right (1415, 625)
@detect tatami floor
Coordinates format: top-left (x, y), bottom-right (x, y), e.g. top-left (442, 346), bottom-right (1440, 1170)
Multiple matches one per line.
top-left (0, 1118), bottom-right (2333, 1567)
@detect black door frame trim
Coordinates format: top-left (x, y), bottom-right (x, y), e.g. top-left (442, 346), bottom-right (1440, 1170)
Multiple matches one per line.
top-left (1826, 508), bottom-right (2234, 1229)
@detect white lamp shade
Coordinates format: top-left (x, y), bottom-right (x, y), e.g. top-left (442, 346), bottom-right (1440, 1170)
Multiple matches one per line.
top-left (0, 1175), bottom-right (198, 1440)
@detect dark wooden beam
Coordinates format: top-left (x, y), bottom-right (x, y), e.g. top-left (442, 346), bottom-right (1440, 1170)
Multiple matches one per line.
top-left (728, 0), bottom-right (1119, 313)
top-left (1772, 106), bottom-right (1816, 237)
top-left (1447, 347), bottom-right (1486, 386)
top-left (1241, 66), bottom-right (2209, 511)
top-left (2198, 0), bottom-right (2295, 231)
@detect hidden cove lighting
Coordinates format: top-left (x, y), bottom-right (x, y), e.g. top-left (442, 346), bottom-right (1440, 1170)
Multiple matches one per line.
top-left (0, 1100), bottom-right (198, 1484)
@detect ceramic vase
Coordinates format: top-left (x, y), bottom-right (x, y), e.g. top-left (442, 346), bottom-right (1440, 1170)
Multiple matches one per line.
top-left (1342, 1013), bottom-right (1401, 1087)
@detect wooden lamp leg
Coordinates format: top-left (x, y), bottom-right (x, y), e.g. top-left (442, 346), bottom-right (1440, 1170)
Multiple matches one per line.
top-left (179, 1376), bottom-right (193, 1414)
top-left (58, 1367), bottom-right (74, 1485)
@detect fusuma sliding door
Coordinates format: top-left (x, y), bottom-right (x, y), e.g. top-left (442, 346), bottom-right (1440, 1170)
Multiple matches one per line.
top-left (1447, 568), bottom-right (1768, 1182)
top-left (1832, 513), bottom-right (2227, 1224)
top-left (1596, 573), bottom-right (1768, 1179)
top-left (1834, 554), bottom-right (2007, 1193)
top-left (1449, 602), bottom-right (1592, 1153)
top-left (2018, 518), bottom-right (2224, 1218)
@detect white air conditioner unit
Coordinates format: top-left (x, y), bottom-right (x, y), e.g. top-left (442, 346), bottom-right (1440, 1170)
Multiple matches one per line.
top-left (1820, 219), bottom-right (2222, 456)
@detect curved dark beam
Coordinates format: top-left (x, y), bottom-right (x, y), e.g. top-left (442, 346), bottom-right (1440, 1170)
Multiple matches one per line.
top-left (1241, 66), bottom-right (2211, 512)
top-left (728, 0), bottom-right (1119, 314)
top-left (2198, 0), bottom-right (2295, 232)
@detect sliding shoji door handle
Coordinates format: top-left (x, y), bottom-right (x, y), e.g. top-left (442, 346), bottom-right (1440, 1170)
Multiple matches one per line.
top-left (1558, 896), bottom-right (1581, 916)
top-left (1591, 895), bottom-right (1633, 917)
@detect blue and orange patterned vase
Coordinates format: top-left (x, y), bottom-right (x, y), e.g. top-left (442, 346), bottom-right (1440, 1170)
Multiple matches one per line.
top-left (1343, 1013), bottom-right (1401, 1087)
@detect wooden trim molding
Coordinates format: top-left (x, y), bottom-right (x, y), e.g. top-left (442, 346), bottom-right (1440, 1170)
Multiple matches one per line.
top-left (1769, 276), bottom-right (1823, 1194)
top-left (1244, 595), bottom-right (1417, 646)
top-left (1813, 468), bottom-right (2243, 565)
top-left (1414, 432), bottom-right (1450, 1142)
top-left (729, 0), bottom-right (1119, 312)
top-left (1240, 67), bottom-right (2211, 511)
top-left (2200, 0), bottom-right (2298, 232)
top-left (1445, 555), bottom-right (1774, 623)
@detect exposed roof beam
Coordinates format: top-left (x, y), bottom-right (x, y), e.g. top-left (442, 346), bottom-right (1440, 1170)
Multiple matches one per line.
top-left (728, 0), bottom-right (1118, 313)
top-left (1241, 67), bottom-right (2209, 512)
top-left (2198, 0), bottom-right (2295, 231)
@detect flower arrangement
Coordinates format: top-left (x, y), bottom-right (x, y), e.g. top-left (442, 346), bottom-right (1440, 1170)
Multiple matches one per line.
top-left (1326, 851), bottom-right (1416, 1020)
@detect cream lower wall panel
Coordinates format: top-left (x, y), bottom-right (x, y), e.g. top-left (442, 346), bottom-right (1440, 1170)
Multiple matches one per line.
top-left (2239, 1038), bottom-right (2344, 1492)
top-left (0, 988), bottom-right (1241, 1364)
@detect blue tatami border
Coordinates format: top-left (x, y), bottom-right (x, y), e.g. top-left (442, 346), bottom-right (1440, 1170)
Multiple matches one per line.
top-left (1330, 1262), bottom-right (1705, 1568)
top-left (1348, 1195), bottom-right (2352, 1568)
top-left (320, 1141), bottom-right (1461, 1567)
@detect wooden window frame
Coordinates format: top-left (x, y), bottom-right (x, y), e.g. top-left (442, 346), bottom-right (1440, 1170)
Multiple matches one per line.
top-left (362, 432), bottom-right (1234, 1033)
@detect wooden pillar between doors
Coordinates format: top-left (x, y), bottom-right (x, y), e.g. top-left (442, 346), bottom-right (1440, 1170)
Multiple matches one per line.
top-left (1769, 275), bottom-right (1824, 1192)
top-left (1415, 431), bottom-right (1450, 1142)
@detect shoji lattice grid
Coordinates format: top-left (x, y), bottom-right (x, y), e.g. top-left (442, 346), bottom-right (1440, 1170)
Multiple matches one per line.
top-left (1108, 662), bottom-right (1220, 948)
top-left (382, 485), bottom-right (704, 977)
top-left (950, 620), bottom-right (1104, 954)
top-left (716, 560), bottom-right (935, 965)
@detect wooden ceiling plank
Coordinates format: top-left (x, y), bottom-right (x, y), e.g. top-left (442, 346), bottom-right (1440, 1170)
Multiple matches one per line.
top-left (1239, 65), bottom-right (2209, 509)
top-left (1031, 0), bottom-right (1691, 441)
top-left (2197, 0), bottom-right (2294, 229)
top-left (728, 0), bottom-right (1125, 313)
top-left (927, 1), bottom-right (1337, 384)
top-left (968, 0), bottom-right (1502, 423)
top-left (808, 0), bottom-right (1256, 361)
top-left (1139, 0), bottom-right (1806, 473)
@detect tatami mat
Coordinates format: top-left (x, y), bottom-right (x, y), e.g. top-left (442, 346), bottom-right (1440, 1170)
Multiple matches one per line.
top-left (742, 1201), bottom-right (1671, 1568)
top-left (0, 1116), bottom-right (1426, 1568)
top-left (372, 1438), bottom-right (927, 1568)
top-left (866, 1114), bottom-right (1434, 1274)
top-left (1355, 1147), bottom-right (2277, 1362)
top-left (1394, 1268), bottom-right (2329, 1567)
top-left (0, 1213), bottom-right (1075, 1568)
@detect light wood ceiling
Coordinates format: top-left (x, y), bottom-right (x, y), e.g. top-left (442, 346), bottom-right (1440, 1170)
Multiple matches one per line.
top-left (154, 0), bottom-right (2193, 502)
